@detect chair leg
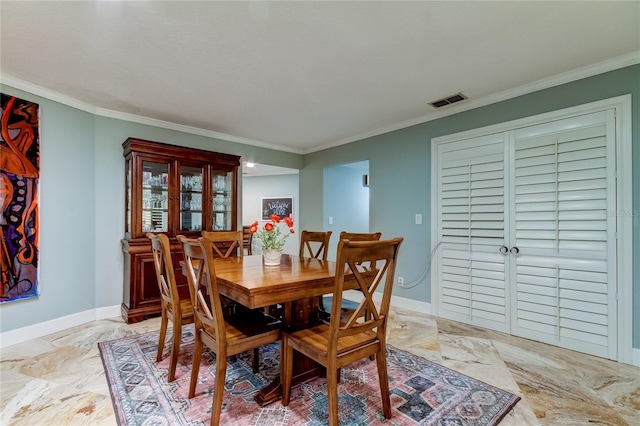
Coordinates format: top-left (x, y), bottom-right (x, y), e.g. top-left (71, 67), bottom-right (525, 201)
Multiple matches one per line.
top-left (157, 313), bottom-right (168, 362)
top-left (210, 353), bottom-right (227, 426)
top-left (252, 347), bottom-right (260, 373)
top-left (281, 336), bottom-right (293, 406)
top-left (375, 346), bottom-right (392, 419)
top-left (326, 367), bottom-right (340, 426)
top-left (168, 321), bottom-right (182, 382)
top-left (189, 334), bottom-right (203, 399)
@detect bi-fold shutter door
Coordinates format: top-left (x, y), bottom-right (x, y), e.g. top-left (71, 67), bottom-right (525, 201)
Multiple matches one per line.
top-left (510, 110), bottom-right (617, 359)
top-left (435, 110), bottom-right (617, 359)
top-left (437, 132), bottom-right (510, 332)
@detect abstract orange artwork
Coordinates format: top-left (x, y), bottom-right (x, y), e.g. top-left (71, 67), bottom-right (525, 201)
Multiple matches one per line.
top-left (1, 94), bottom-right (40, 303)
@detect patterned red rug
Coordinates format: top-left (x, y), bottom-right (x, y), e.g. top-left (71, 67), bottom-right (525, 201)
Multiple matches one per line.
top-left (99, 326), bottom-right (520, 425)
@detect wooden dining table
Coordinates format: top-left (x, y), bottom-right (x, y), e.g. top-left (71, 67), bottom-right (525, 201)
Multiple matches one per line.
top-left (207, 253), bottom-right (358, 406)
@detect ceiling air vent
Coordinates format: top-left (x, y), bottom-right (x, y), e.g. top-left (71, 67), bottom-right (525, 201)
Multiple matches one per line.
top-left (429, 92), bottom-right (468, 108)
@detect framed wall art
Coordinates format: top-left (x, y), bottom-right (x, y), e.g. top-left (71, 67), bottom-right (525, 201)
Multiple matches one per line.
top-left (1, 93), bottom-right (40, 303)
top-left (261, 197), bottom-right (293, 220)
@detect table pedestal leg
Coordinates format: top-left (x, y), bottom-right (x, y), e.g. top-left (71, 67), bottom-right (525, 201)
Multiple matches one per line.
top-left (254, 297), bottom-right (323, 406)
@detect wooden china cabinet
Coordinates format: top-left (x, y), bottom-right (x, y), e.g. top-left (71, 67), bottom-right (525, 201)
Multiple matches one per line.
top-left (121, 138), bottom-right (240, 323)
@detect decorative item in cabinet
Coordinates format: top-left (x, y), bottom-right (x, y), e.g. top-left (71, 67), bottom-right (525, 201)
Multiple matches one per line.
top-left (121, 138), bottom-right (240, 323)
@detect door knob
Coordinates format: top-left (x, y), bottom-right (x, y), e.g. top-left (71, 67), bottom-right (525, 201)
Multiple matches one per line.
top-left (510, 247), bottom-right (520, 255)
top-left (499, 246), bottom-right (509, 254)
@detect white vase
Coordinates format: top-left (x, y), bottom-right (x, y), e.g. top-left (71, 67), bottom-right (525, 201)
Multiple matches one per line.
top-left (262, 248), bottom-right (283, 266)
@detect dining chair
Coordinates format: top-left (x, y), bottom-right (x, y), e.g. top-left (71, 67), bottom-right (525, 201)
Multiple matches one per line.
top-left (178, 235), bottom-right (282, 426)
top-left (147, 233), bottom-right (194, 382)
top-left (298, 230), bottom-right (334, 315)
top-left (281, 237), bottom-right (403, 426)
top-left (202, 229), bottom-right (262, 371)
top-left (242, 225), bottom-right (253, 255)
top-left (321, 231), bottom-right (383, 318)
top-left (299, 230), bottom-right (332, 260)
top-left (201, 230), bottom-right (244, 258)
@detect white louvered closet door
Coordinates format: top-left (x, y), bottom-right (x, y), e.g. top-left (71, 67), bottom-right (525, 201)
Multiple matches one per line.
top-left (509, 110), bottom-right (617, 359)
top-left (436, 132), bottom-right (511, 332)
top-left (434, 109), bottom-right (618, 359)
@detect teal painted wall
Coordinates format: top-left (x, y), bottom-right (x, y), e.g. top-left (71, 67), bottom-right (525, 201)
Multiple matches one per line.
top-left (300, 64), bottom-right (640, 346)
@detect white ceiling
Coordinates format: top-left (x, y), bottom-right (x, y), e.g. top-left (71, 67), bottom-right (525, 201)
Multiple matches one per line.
top-left (1, 1), bottom-right (639, 155)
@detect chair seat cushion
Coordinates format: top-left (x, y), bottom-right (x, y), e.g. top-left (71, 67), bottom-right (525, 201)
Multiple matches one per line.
top-left (322, 296), bottom-right (360, 313)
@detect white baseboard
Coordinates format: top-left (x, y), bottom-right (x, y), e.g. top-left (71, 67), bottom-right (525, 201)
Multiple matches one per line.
top-left (95, 305), bottom-right (122, 320)
top-left (0, 304), bottom-right (121, 349)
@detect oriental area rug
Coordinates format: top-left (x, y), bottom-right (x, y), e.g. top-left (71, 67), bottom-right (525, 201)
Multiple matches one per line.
top-left (99, 326), bottom-right (520, 425)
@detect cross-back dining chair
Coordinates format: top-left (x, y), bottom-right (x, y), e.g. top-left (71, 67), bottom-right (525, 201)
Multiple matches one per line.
top-left (321, 231), bottom-right (383, 319)
top-left (298, 229), bottom-right (333, 315)
top-left (201, 230), bottom-right (244, 258)
top-left (299, 230), bottom-right (332, 260)
top-left (147, 233), bottom-right (194, 382)
top-left (178, 235), bottom-right (282, 426)
top-left (281, 237), bottom-right (403, 426)
top-left (201, 230), bottom-right (249, 334)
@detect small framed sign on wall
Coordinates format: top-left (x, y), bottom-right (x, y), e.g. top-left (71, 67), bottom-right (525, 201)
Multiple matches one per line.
top-left (261, 197), bottom-right (293, 220)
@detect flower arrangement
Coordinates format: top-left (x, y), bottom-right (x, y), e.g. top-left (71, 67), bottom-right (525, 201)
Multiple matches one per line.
top-left (249, 215), bottom-right (295, 251)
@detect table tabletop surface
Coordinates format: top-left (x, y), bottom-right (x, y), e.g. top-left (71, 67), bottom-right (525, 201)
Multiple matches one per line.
top-left (212, 254), bottom-right (343, 309)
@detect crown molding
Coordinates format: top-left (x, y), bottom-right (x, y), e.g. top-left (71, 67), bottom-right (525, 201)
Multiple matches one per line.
top-left (3, 50), bottom-right (638, 156)
top-left (303, 51), bottom-right (640, 154)
top-left (1, 74), bottom-right (97, 115)
top-left (96, 107), bottom-right (304, 155)
top-left (0, 74), bottom-right (303, 155)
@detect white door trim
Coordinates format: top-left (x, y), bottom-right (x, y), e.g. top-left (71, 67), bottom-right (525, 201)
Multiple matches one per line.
top-left (431, 95), bottom-right (633, 364)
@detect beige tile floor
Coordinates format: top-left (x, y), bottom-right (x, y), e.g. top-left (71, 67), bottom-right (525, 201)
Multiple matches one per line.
top-left (1, 306), bottom-right (638, 425)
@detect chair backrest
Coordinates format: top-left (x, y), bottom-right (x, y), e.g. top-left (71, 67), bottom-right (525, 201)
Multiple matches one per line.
top-left (328, 238), bottom-right (403, 349)
top-left (339, 232), bottom-right (382, 267)
top-left (339, 231), bottom-right (382, 241)
top-left (242, 225), bottom-right (253, 255)
top-left (147, 233), bottom-right (181, 309)
top-left (299, 230), bottom-right (332, 260)
top-left (177, 235), bottom-right (226, 343)
top-left (201, 230), bottom-right (244, 258)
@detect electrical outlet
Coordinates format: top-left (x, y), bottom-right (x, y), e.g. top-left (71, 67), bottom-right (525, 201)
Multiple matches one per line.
top-left (398, 276), bottom-right (404, 286)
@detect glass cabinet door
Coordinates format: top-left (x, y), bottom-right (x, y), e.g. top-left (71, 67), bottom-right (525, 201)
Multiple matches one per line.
top-left (211, 170), bottom-right (234, 230)
top-left (179, 165), bottom-right (204, 232)
top-left (141, 161), bottom-right (169, 233)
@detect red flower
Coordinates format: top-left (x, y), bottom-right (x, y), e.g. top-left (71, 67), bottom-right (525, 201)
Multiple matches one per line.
top-left (264, 222), bottom-right (274, 231)
top-left (249, 225), bottom-right (258, 234)
top-left (290, 228), bottom-right (295, 234)
top-left (270, 214), bottom-right (281, 223)
top-left (284, 216), bottom-right (294, 227)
